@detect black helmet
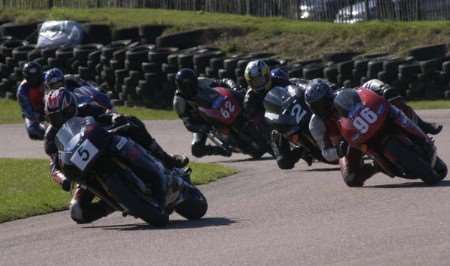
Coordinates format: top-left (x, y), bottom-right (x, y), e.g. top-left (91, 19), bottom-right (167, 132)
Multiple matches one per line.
top-left (175, 68), bottom-right (198, 99)
top-left (305, 79), bottom-right (335, 119)
top-left (44, 88), bottom-right (78, 128)
top-left (22, 62), bottom-right (44, 86)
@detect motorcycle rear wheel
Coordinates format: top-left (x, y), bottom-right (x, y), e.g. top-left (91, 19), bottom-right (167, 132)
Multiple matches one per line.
top-left (385, 138), bottom-right (445, 185)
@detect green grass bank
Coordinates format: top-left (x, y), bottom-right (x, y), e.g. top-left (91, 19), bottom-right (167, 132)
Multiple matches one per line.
top-left (0, 158), bottom-right (237, 223)
top-left (1, 8), bottom-right (450, 59)
top-left (0, 99), bottom-right (177, 124)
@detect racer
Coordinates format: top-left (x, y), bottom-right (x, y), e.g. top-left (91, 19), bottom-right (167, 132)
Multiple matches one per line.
top-left (44, 88), bottom-right (188, 223)
top-left (16, 62), bottom-right (46, 140)
top-left (305, 79), bottom-right (431, 187)
top-left (173, 68), bottom-right (237, 157)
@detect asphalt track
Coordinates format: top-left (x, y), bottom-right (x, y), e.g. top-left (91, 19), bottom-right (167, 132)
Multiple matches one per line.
top-left (1, 110), bottom-right (450, 266)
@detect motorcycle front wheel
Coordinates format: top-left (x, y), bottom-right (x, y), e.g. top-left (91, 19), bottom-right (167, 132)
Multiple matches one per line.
top-left (175, 186), bottom-right (208, 220)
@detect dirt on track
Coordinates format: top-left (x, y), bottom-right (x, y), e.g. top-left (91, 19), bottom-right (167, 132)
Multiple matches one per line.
top-left (1, 110), bottom-right (450, 266)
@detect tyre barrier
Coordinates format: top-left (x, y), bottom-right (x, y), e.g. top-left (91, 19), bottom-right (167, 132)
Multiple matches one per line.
top-left (1, 26), bottom-right (450, 107)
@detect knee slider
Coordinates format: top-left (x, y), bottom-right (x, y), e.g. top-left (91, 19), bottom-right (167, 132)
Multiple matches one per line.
top-left (343, 173), bottom-right (364, 187)
top-left (69, 200), bottom-right (85, 224)
top-left (191, 143), bottom-right (206, 158)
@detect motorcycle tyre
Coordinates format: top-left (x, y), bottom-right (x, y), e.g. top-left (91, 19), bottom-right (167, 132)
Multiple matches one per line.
top-left (175, 186), bottom-right (208, 220)
top-left (385, 138), bottom-right (445, 185)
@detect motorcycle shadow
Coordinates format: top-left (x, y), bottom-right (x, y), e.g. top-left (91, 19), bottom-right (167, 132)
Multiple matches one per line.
top-left (304, 167), bottom-right (341, 172)
top-left (367, 179), bottom-right (450, 189)
top-left (82, 217), bottom-right (236, 231)
top-left (214, 156), bottom-right (274, 164)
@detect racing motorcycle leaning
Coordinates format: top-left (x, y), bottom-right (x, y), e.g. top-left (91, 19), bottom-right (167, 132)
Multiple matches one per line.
top-left (196, 86), bottom-right (273, 159)
top-left (264, 85), bottom-right (325, 163)
top-left (335, 89), bottom-right (447, 185)
top-left (55, 116), bottom-right (208, 226)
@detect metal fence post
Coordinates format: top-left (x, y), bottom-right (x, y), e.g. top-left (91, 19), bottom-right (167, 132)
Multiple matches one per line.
top-left (365, 0), bottom-right (370, 20)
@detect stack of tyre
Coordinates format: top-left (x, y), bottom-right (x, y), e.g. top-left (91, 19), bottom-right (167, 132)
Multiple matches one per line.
top-left (0, 21), bottom-right (41, 99)
top-left (1, 20), bottom-right (450, 106)
top-left (282, 45), bottom-right (450, 99)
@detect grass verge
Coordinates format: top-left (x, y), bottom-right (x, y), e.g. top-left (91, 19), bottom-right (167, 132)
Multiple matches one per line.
top-left (0, 158), bottom-right (237, 223)
top-left (0, 99), bottom-right (176, 124)
top-left (409, 100), bottom-right (450, 110)
top-left (2, 8), bottom-right (450, 58)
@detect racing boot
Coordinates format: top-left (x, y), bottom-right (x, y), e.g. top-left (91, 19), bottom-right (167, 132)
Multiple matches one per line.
top-left (340, 148), bottom-right (379, 187)
top-left (207, 146), bottom-right (232, 157)
top-left (417, 120), bottom-right (443, 135)
top-left (166, 154), bottom-right (190, 169)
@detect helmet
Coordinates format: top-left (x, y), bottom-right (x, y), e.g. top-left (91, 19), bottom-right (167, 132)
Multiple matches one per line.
top-left (305, 78), bottom-right (335, 118)
top-left (361, 79), bottom-right (400, 101)
top-left (361, 79), bottom-right (385, 95)
top-left (333, 89), bottom-right (362, 118)
top-left (44, 88), bottom-right (77, 128)
top-left (44, 68), bottom-right (65, 91)
top-left (244, 60), bottom-right (271, 92)
top-left (175, 68), bottom-right (198, 99)
top-left (270, 68), bottom-right (290, 87)
top-left (22, 62), bottom-right (44, 86)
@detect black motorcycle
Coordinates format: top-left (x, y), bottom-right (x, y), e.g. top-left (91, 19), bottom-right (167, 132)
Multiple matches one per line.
top-left (264, 85), bottom-right (325, 163)
top-left (55, 116), bottom-right (208, 226)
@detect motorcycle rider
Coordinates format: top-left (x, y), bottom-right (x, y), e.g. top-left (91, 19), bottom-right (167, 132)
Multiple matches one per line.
top-left (243, 60), bottom-right (274, 118)
top-left (16, 62), bottom-right (46, 140)
top-left (270, 67), bottom-right (308, 89)
top-left (361, 79), bottom-right (442, 135)
top-left (44, 67), bottom-right (114, 111)
top-left (44, 88), bottom-right (188, 224)
top-left (173, 68), bottom-right (237, 157)
top-left (265, 68), bottom-right (319, 169)
top-left (306, 79), bottom-right (433, 187)
top-left (264, 85), bottom-right (315, 169)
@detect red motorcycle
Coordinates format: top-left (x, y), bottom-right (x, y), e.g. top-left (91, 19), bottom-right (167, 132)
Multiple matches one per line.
top-left (196, 86), bottom-right (273, 159)
top-left (335, 88), bottom-right (447, 185)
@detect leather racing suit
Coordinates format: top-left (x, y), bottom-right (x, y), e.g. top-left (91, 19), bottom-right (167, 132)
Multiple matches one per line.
top-left (45, 103), bottom-right (185, 223)
top-left (173, 77), bottom-right (237, 157)
top-left (309, 99), bottom-right (431, 187)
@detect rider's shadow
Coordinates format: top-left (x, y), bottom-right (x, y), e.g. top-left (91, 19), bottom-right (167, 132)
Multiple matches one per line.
top-left (303, 167), bottom-right (341, 172)
top-left (366, 180), bottom-right (450, 188)
top-left (82, 217), bottom-right (237, 231)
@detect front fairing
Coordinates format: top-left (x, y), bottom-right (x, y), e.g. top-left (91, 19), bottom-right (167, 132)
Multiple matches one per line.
top-left (197, 87), bottom-right (242, 126)
top-left (338, 89), bottom-right (389, 146)
top-left (55, 116), bottom-right (101, 174)
top-left (264, 86), bottom-right (310, 134)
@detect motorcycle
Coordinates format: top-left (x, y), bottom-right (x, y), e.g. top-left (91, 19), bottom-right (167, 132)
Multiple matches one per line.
top-left (335, 88), bottom-right (447, 185)
top-left (263, 85), bottom-right (326, 163)
top-left (55, 116), bottom-right (208, 226)
top-left (195, 86), bottom-right (273, 159)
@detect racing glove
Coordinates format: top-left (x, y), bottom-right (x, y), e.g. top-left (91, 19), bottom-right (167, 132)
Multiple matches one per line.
top-left (336, 140), bottom-right (350, 158)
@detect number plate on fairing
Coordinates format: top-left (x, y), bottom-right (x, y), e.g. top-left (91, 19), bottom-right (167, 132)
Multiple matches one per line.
top-left (70, 139), bottom-right (99, 171)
